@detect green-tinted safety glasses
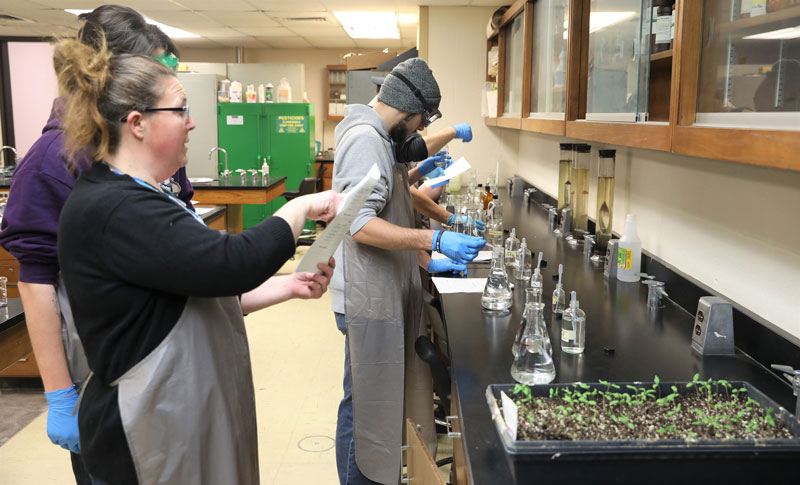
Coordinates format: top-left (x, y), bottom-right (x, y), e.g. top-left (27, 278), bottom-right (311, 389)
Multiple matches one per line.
top-left (152, 51), bottom-right (179, 71)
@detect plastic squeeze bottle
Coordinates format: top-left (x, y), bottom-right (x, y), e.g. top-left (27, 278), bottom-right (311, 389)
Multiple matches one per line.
top-left (616, 214), bottom-right (642, 282)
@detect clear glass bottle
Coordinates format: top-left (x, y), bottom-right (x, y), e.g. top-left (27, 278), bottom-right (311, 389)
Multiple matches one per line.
top-left (514, 238), bottom-right (532, 281)
top-left (569, 144), bottom-right (591, 244)
top-left (552, 263), bottom-right (566, 316)
top-left (486, 199), bottom-right (504, 248)
top-left (529, 251), bottom-right (544, 290)
top-left (504, 228), bottom-right (520, 269)
top-left (561, 291), bottom-right (586, 354)
top-left (511, 302), bottom-right (555, 385)
top-left (512, 288), bottom-right (538, 356)
top-left (593, 149), bottom-right (616, 262)
top-left (481, 245), bottom-right (513, 311)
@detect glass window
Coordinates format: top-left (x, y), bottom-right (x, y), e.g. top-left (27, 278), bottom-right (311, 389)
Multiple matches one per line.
top-left (530, 0), bottom-right (570, 118)
top-left (695, 0), bottom-right (800, 129)
top-left (503, 13), bottom-right (526, 116)
top-left (585, 0), bottom-right (651, 122)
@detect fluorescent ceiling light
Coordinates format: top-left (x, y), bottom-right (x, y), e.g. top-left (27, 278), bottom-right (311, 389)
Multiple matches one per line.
top-left (744, 26), bottom-right (800, 40)
top-left (589, 11), bottom-right (636, 33)
top-left (333, 11), bottom-right (399, 39)
top-left (65, 9), bottom-right (199, 38)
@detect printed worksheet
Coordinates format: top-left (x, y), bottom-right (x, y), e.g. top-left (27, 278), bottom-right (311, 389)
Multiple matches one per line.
top-left (431, 277), bottom-right (488, 294)
top-left (295, 163), bottom-right (380, 274)
top-left (423, 157), bottom-right (471, 187)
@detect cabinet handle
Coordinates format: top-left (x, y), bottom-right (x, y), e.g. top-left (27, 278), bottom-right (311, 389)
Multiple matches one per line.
top-left (400, 445), bottom-right (413, 483)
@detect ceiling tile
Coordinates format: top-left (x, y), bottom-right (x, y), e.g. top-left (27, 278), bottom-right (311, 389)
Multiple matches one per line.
top-left (306, 36), bottom-right (357, 49)
top-left (0, 23), bottom-right (74, 37)
top-left (3, 8), bottom-right (80, 26)
top-left (248, 1), bottom-right (327, 11)
top-left (354, 38), bottom-right (404, 50)
top-left (185, 27), bottom-right (244, 38)
top-left (268, 11), bottom-right (338, 27)
top-left (200, 10), bottom-right (280, 27)
top-left (237, 26), bottom-right (293, 37)
top-left (174, 0), bottom-right (260, 11)
top-left (471, 0), bottom-right (514, 6)
top-left (286, 26), bottom-right (345, 36)
top-left (263, 36), bottom-right (314, 48)
top-left (174, 37), bottom-right (227, 49)
top-left (144, 10), bottom-right (224, 28)
top-left (0, 0), bottom-right (55, 9)
top-left (214, 36), bottom-right (270, 48)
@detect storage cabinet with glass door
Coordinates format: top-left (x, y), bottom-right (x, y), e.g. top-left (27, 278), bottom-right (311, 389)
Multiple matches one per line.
top-left (325, 65), bottom-right (347, 121)
top-left (672, 0), bottom-right (800, 170)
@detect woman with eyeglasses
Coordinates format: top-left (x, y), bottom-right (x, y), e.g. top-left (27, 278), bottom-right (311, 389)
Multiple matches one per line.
top-left (52, 32), bottom-right (342, 484)
top-left (0, 6), bottom-right (192, 484)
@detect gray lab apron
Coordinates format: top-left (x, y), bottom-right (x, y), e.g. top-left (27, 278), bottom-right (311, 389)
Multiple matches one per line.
top-left (56, 275), bottom-right (90, 389)
top-left (112, 296), bottom-right (258, 484)
top-left (343, 137), bottom-right (434, 484)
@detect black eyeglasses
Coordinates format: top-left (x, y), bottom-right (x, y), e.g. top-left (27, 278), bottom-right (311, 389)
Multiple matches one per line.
top-left (120, 105), bottom-right (190, 122)
top-left (387, 71), bottom-right (442, 127)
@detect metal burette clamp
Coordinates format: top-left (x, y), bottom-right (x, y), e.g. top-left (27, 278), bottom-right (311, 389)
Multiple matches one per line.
top-left (560, 208), bottom-right (573, 238)
top-left (770, 364), bottom-right (800, 418)
top-left (548, 207), bottom-right (558, 231)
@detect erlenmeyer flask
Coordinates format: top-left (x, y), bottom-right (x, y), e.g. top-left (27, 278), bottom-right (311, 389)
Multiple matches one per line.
top-left (481, 246), bottom-right (513, 311)
top-left (512, 288), bottom-right (537, 356)
top-left (510, 302), bottom-right (556, 384)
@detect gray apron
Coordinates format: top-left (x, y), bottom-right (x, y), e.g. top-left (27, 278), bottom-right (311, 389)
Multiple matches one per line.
top-left (343, 139), bottom-right (434, 484)
top-left (113, 295), bottom-right (258, 484)
top-left (56, 275), bottom-right (90, 389)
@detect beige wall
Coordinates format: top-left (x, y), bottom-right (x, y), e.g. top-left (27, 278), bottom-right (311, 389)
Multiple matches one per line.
top-left (427, 6), bottom-right (800, 342)
top-left (180, 47), bottom-right (351, 149)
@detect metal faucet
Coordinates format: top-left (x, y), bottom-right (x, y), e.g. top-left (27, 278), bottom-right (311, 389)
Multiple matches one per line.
top-left (208, 147), bottom-right (229, 178)
top-left (770, 364), bottom-right (800, 419)
top-left (1, 146), bottom-right (17, 169)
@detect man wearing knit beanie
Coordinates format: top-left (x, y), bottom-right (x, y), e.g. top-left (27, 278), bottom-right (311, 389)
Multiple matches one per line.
top-left (330, 58), bottom-right (485, 484)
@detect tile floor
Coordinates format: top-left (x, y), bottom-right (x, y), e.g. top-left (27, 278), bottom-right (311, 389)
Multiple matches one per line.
top-left (0, 246), bottom-right (452, 484)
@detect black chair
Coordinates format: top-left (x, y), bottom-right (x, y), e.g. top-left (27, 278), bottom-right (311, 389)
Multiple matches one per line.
top-left (283, 177), bottom-right (319, 247)
top-left (316, 164), bottom-right (328, 194)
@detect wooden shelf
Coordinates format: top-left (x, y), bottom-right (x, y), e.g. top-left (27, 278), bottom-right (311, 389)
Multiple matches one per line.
top-left (566, 120), bottom-right (671, 152)
top-left (650, 49), bottom-right (673, 62)
top-left (521, 117), bottom-right (565, 136)
top-left (329, 82), bottom-right (346, 86)
top-left (496, 116), bottom-right (522, 129)
top-left (718, 5), bottom-right (800, 34)
top-left (484, 117), bottom-right (497, 126)
top-left (326, 116), bottom-right (344, 121)
top-left (672, 125), bottom-right (800, 171)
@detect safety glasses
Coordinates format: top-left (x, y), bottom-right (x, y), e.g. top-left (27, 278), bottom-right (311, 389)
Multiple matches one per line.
top-left (120, 105), bottom-right (190, 122)
top-left (151, 51), bottom-right (179, 71)
top-left (387, 71), bottom-right (442, 127)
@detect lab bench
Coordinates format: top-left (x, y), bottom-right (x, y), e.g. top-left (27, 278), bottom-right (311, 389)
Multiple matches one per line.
top-left (191, 176), bottom-right (286, 234)
top-left (440, 190), bottom-right (797, 484)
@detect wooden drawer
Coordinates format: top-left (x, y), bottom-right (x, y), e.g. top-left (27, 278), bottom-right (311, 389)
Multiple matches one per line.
top-left (0, 259), bottom-right (19, 285)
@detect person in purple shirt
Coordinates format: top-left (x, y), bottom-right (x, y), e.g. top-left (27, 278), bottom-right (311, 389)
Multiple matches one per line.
top-left (0, 6), bottom-right (192, 484)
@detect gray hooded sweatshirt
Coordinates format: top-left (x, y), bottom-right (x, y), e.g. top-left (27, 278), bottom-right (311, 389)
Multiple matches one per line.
top-left (330, 104), bottom-right (398, 314)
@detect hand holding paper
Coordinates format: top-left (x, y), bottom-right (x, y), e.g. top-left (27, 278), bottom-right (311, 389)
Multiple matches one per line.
top-left (423, 157), bottom-right (471, 188)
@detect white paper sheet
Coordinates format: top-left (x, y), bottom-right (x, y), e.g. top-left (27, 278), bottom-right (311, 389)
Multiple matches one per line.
top-left (432, 250), bottom-right (493, 262)
top-left (423, 157), bottom-right (471, 187)
top-left (500, 391), bottom-right (518, 440)
top-left (295, 163), bottom-right (380, 274)
top-left (431, 277), bottom-right (487, 294)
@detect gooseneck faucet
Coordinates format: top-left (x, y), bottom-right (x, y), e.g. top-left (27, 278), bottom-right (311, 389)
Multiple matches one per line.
top-left (1, 146), bottom-right (17, 169)
top-left (208, 147), bottom-right (230, 179)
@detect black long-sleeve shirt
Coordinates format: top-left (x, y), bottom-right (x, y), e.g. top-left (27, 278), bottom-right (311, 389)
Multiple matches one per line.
top-left (58, 163), bottom-right (295, 384)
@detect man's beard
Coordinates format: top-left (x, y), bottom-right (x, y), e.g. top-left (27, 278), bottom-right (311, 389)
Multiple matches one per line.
top-left (389, 118), bottom-right (410, 145)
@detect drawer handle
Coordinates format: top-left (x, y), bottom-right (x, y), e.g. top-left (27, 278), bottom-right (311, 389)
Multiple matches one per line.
top-left (445, 415), bottom-right (462, 438)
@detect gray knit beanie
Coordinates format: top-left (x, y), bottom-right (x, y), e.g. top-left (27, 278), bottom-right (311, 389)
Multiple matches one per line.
top-left (377, 58), bottom-right (441, 114)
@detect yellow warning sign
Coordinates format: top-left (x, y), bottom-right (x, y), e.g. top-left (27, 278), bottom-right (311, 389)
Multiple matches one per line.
top-left (276, 115), bottom-right (307, 134)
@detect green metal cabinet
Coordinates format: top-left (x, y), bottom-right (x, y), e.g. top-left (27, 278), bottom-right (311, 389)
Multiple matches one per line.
top-left (217, 103), bottom-right (316, 229)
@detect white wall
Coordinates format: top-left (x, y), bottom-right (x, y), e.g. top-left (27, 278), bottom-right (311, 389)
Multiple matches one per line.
top-left (8, 42), bottom-right (59, 159)
top-left (427, 6), bottom-right (800, 342)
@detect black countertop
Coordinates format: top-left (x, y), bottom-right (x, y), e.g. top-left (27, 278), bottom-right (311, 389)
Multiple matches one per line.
top-left (191, 175), bottom-right (286, 190)
top-left (441, 193), bottom-right (795, 484)
top-left (0, 298), bottom-right (26, 333)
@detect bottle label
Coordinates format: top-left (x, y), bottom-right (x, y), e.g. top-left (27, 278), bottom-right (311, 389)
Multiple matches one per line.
top-left (562, 328), bottom-right (575, 342)
top-left (617, 248), bottom-right (633, 270)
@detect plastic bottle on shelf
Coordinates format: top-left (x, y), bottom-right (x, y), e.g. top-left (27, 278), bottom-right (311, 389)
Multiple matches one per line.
top-left (245, 84), bottom-right (257, 103)
top-left (229, 80), bottom-right (243, 103)
top-left (278, 77), bottom-right (292, 103)
top-left (616, 214), bottom-right (642, 282)
top-left (265, 83), bottom-right (274, 103)
top-left (257, 84), bottom-right (266, 103)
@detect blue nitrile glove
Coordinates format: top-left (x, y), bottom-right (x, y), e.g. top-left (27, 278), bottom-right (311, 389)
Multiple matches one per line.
top-left (424, 167), bottom-right (446, 179)
top-left (433, 230), bottom-right (486, 263)
top-left (447, 214), bottom-right (485, 234)
top-left (427, 257), bottom-right (467, 275)
top-left (44, 385), bottom-right (81, 453)
top-left (453, 123), bottom-right (473, 142)
top-left (417, 155), bottom-right (444, 177)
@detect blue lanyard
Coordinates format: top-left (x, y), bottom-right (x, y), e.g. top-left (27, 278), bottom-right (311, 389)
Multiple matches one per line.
top-left (106, 164), bottom-right (206, 226)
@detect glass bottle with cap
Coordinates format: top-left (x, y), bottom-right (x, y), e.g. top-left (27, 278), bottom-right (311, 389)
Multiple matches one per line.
top-left (561, 291), bottom-right (586, 353)
top-left (504, 227), bottom-right (520, 269)
top-left (512, 287), bottom-right (539, 356)
top-left (514, 237), bottom-right (532, 281)
top-left (552, 264), bottom-right (566, 316)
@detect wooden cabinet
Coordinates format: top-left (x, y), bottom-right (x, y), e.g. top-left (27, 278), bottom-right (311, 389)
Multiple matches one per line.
top-left (316, 161), bottom-right (333, 191)
top-left (325, 64), bottom-right (347, 121)
top-left (483, 0), bottom-right (800, 171)
top-left (404, 419), bottom-right (446, 485)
